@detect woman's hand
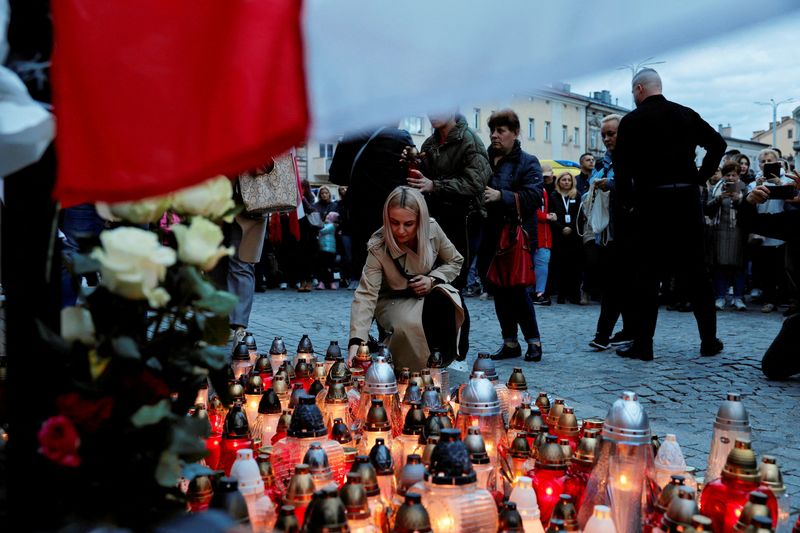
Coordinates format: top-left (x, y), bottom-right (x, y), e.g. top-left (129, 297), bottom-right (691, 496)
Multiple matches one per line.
top-left (483, 187), bottom-right (502, 203)
top-left (562, 227), bottom-right (572, 236)
top-left (595, 178), bottom-right (608, 191)
top-left (408, 275), bottom-right (433, 297)
top-left (408, 169), bottom-right (434, 193)
top-left (546, 213), bottom-right (557, 222)
top-left (347, 344), bottom-right (358, 366)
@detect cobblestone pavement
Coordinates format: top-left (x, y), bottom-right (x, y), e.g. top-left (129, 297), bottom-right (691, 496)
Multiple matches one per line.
top-left (247, 288), bottom-right (799, 514)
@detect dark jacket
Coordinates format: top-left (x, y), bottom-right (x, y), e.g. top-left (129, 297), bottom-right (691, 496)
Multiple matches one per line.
top-left (484, 140), bottom-right (543, 244)
top-left (328, 127), bottom-right (414, 237)
top-left (549, 190), bottom-right (581, 243)
top-left (615, 94), bottom-right (726, 211)
top-left (420, 114), bottom-right (491, 219)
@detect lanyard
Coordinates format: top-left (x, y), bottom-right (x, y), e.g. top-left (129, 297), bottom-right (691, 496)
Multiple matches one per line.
top-left (561, 194), bottom-right (570, 212)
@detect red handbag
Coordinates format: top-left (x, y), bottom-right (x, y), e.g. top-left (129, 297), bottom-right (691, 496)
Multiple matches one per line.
top-left (486, 193), bottom-right (535, 288)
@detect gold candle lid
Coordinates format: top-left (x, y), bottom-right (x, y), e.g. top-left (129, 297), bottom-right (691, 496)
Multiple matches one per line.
top-left (722, 439), bottom-right (760, 483)
top-left (758, 455), bottom-right (785, 496)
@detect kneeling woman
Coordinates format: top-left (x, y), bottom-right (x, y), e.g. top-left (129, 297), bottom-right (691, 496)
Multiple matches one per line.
top-left (348, 186), bottom-right (464, 370)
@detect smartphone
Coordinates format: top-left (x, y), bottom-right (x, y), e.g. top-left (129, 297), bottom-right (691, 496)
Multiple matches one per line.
top-left (723, 181), bottom-right (736, 192)
top-left (763, 162), bottom-right (782, 179)
top-left (768, 185), bottom-right (797, 200)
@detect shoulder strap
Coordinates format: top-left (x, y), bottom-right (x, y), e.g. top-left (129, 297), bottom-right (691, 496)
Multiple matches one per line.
top-left (349, 126), bottom-right (387, 182)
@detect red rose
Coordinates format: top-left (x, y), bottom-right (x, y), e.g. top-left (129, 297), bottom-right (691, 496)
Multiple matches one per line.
top-left (38, 415), bottom-right (81, 467)
top-left (56, 392), bottom-right (114, 433)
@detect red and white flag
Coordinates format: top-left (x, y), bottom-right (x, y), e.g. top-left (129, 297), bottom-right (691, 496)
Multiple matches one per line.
top-left (50, 0), bottom-right (797, 206)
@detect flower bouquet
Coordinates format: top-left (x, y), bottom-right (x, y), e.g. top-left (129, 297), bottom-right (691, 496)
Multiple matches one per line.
top-left (37, 176), bottom-right (242, 529)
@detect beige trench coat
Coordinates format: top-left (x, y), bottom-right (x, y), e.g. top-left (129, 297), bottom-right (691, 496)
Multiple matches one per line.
top-left (349, 219), bottom-right (464, 371)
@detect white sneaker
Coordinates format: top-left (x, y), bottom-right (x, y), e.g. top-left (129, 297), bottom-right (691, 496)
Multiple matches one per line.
top-left (750, 288), bottom-right (763, 299)
top-left (715, 298), bottom-right (725, 310)
top-left (733, 298), bottom-right (746, 311)
top-left (279, 282), bottom-right (288, 290)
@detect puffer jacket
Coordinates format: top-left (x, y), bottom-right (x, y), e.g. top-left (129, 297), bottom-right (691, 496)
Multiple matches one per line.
top-left (420, 114), bottom-right (491, 219)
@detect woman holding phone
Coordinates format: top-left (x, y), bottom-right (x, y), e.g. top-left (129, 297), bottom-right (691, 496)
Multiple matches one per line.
top-left (348, 186), bottom-right (464, 370)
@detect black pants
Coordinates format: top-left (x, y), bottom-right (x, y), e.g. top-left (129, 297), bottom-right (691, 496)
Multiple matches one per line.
top-left (628, 188), bottom-right (717, 347)
top-left (594, 241), bottom-right (633, 339)
top-left (752, 244), bottom-right (786, 305)
top-left (551, 236), bottom-right (582, 302)
top-left (422, 288), bottom-right (459, 366)
top-left (436, 212), bottom-right (481, 357)
top-left (493, 286), bottom-right (541, 341)
top-left (761, 313), bottom-right (800, 379)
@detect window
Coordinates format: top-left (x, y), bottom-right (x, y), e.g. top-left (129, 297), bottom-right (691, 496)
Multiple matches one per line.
top-left (402, 116), bottom-right (425, 135)
top-left (473, 108), bottom-right (481, 130)
top-left (319, 143), bottom-right (334, 158)
top-left (528, 118), bottom-right (535, 140)
top-left (574, 127), bottom-right (580, 146)
top-left (544, 121), bottom-right (551, 142)
top-left (589, 126), bottom-right (600, 150)
top-left (561, 125), bottom-right (568, 144)
top-left (789, 128), bottom-right (794, 139)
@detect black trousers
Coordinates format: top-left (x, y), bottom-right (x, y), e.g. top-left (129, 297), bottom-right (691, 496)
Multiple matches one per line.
top-left (436, 211), bottom-right (481, 357)
top-left (594, 241), bottom-right (634, 339)
top-left (627, 188), bottom-right (717, 347)
top-left (422, 288), bottom-right (459, 366)
top-left (761, 313), bottom-right (800, 379)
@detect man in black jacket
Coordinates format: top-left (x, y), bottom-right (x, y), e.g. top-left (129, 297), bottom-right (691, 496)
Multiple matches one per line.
top-left (613, 68), bottom-right (726, 360)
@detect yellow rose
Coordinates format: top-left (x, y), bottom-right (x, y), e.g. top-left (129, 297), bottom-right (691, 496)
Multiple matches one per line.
top-left (91, 227), bottom-right (176, 307)
top-left (172, 217), bottom-right (233, 272)
top-left (107, 195), bottom-right (172, 225)
top-left (172, 176), bottom-right (235, 222)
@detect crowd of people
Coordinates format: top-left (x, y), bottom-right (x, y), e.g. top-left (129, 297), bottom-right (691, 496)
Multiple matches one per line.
top-left (57, 69), bottom-right (799, 379)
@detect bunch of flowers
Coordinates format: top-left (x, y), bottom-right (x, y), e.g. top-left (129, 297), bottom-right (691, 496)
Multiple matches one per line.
top-left (38, 176), bottom-right (240, 528)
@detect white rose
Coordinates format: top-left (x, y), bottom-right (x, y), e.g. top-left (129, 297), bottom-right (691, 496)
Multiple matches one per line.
top-left (172, 176), bottom-right (235, 222)
top-left (108, 195), bottom-right (172, 224)
top-left (61, 306), bottom-right (96, 345)
top-left (172, 217), bottom-right (233, 271)
top-left (91, 227), bottom-right (176, 307)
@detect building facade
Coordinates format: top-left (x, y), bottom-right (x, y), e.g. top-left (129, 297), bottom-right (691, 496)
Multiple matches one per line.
top-left (303, 84), bottom-right (629, 188)
top-left (751, 112), bottom-right (797, 163)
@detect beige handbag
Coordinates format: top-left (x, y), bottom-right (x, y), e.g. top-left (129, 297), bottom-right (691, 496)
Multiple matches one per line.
top-left (238, 153), bottom-right (299, 215)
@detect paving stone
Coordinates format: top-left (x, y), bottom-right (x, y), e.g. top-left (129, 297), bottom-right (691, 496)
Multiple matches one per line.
top-left (244, 289), bottom-right (800, 508)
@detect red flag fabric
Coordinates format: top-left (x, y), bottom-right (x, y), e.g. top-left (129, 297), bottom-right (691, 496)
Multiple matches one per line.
top-left (51, 1), bottom-right (308, 207)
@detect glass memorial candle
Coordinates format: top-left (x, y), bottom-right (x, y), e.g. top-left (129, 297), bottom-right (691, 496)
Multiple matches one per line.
top-left (220, 400), bottom-right (252, 476)
top-left (454, 371), bottom-right (508, 468)
top-left (511, 476), bottom-right (545, 533)
top-left (232, 342), bottom-right (254, 380)
top-left (356, 355), bottom-right (402, 436)
top-left (251, 388), bottom-right (282, 446)
top-left (359, 399), bottom-right (393, 455)
top-left (583, 505), bottom-right (617, 533)
top-left (506, 367), bottom-right (529, 420)
top-left (397, 367), bottom-right (411, 399)
top-left (700, 439), bottom-right (777, 533)
top-left (706, 393), bottom-right (751, 485)
top-left (369, 437), bottom-right (395, 506)
top-left (284, 464), bottom-right (315, 525)
top-left (758, 456), bottom-right (790, 532)
top-left (254, 353), bottom-right (274, 391)
top-left (530, 435), bottom-right (568, 524)
top-left (464, 426), bottom-right (498, 494)
top-left (339, 472), bottom-right (379, 533)
top-left (469, 353), bottom-right (510, 425)
top-left (416, 428), bottom-right (498, 533)
top-left (350, 455), bottom-right (384, 528)
top-left (393, 492), bottom-right (432, 533)
top-left (269, 336), bottom-right (288, 374)
top-left (323, 381), bottom-right (353, 431)
top-left (244, 373), bottom-right (264, 428)
top-left (393, 402), bottom-right (425, 468)
top-left (564, 429), bottom-right (599, 512)
top-left (304, 442), bottom-right (335, 491)
top-left (324, 340), bottom-right (342, 377)
top-left (553, 407), bottom-right (580, 452)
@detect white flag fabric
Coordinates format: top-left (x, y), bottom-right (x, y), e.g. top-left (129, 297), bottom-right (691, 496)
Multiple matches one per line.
top-left (304, 0), bottom-right (799, 139)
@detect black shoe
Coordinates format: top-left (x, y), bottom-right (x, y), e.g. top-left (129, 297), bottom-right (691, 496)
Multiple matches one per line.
top-left (609, 330), bottom-right (634, 346)
top-left (556, 297), bottom-right (566, 304)
top-left (524, 344), bottom-right (542, 362)
top-left (616, 342), bottom-right (654, 361)
top-left (490, 343), bottom-right (522, 361)
top-left (455, 351), bottom-right (467, 362)
top-left (589, 336), bottom-right (610, 351)
top-left (678, 302), bottom-right (693, 313)
top-left (533, 294), bottom-right (552, 306)
top-left (700, 338), bottom-right (724, 357)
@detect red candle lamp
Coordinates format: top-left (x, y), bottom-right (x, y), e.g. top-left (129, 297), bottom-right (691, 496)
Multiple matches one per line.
top-left (220, 400), bottom-right (253, 476)
top-left (563, 429), bottom-right (599, 513)
top-left (553, 407), bottom-right (580, 451)
top-left (254, 353), bottom-right (274, 390)
top-left (530, 435), bottom-right (568, 525)
top-left (699, 438), bottom-right (777, 533)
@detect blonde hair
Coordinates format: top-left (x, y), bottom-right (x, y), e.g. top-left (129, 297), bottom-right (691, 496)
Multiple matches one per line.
top-left (382, 186), bottom-right (433, 270)
top-left (556, 171), bottom-right (577, 199)
top-left (602, 113), bottom-right (623, 125)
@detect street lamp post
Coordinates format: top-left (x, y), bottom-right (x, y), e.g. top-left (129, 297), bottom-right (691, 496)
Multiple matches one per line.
top-left (617, 57), bottom-right (666, 108)
top-left (754, 98), bottom-right (795, 149)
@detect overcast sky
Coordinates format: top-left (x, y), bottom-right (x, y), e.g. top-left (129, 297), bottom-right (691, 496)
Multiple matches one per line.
top-left (569, 14), bottom-right (800, 141)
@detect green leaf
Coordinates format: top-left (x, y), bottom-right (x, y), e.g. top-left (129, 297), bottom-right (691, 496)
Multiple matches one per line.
top-left (112, 336), bottom-right (141, 360)
top-left (181, 462), bottom-right (217, 482)
top-left (71, 253), bottom-right (101, 276)
top-left (171, 419), bottom-right (209, 460)
top-left (179, 265), bottom-right (215, 299)
top-left (189, 344), bottom-right (228, 371)
top-left (34, 319), bottom-right (71, 355)
top-left (155, 450), bottom-right (182, 488)
top-left (195, 290), bottom-right (239, 315)
top-left (200, 313), bottom-right (231, 346)
top-left (131, 399), bottom-right (173, 428)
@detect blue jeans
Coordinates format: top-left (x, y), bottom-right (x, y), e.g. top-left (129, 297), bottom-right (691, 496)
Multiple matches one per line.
top-left (714, 266), bottom-right (745, 299)
top-left (533, 247), bottom-right (551, 295)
